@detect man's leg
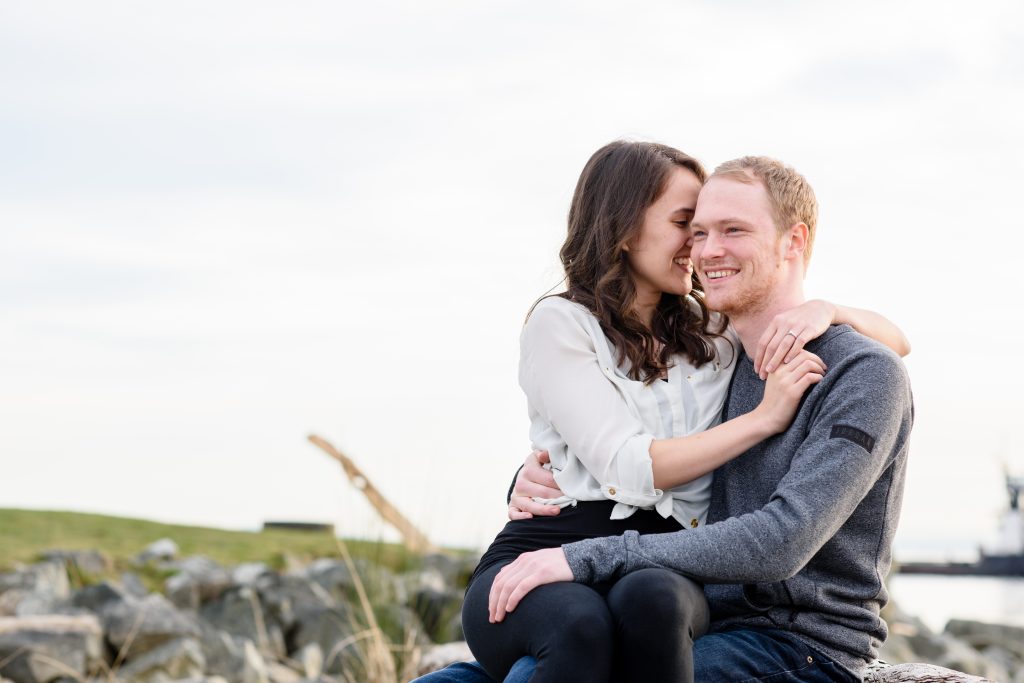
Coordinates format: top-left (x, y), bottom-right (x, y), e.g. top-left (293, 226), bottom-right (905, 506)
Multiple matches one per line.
top-left (605, 568), bottom-right (709, 683)
top-left (409, 658), bottom-right (535, 683)
top-left (693, 628), bottom-right (859, 682)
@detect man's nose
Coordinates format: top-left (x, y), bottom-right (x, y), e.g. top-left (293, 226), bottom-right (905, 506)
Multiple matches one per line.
top-left (699, 231), bottom-right (724, 258)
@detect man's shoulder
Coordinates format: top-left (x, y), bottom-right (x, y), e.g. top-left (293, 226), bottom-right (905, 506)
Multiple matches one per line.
top-left (812, 324), bottom-right (910, 393)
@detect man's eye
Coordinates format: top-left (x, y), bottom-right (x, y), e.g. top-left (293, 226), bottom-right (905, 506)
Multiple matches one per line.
top-left (674, 220), bottom-right (690, 228)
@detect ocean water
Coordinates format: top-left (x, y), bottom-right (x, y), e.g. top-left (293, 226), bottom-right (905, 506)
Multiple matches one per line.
top-left (888, 574), bottom-right (1024, 632)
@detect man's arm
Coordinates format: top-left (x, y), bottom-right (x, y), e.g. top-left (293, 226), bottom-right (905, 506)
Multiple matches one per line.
top-left (564, 349), bottom-right (912, 585)
top-left (489, 346), bottom-right (913, 621)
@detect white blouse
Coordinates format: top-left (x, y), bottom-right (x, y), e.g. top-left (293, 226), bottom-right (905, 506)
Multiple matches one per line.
top-left (519, 296), bottom-right (739, 528)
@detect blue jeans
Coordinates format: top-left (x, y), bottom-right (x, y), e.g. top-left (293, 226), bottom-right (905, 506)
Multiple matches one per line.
top-left (412, 628), bottom-right (858, 682)
top-left (409, 657), bottom-right (533, 683)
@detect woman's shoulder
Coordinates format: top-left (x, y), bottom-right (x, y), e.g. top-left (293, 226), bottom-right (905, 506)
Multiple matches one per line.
top-left (523, 296), bottom-right (604, 346)
top-left (527, 295), bottom-right (595, 326)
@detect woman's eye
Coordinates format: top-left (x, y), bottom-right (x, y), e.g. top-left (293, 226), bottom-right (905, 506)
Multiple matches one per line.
top-left (692, 230), bottom-right (706, 240)
top-left (674, 220), bottom-right (690, 228)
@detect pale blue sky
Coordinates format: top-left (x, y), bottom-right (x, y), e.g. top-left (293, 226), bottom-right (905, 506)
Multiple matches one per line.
top-left (2, 0), bottom-right (1022, 554)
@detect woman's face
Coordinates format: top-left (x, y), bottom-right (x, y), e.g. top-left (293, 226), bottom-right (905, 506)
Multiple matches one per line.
top-left (625, 166), bottom-right (702, 306)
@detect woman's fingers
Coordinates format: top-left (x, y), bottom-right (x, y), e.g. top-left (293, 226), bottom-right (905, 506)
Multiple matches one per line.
top-left (774, 351), bottom-right (826, 388)
top-left (761, 329), bottom-right (801, 379)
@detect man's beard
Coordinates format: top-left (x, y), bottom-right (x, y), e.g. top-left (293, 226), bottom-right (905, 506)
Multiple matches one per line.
top-left (708, 259), bottom-right (782, 317)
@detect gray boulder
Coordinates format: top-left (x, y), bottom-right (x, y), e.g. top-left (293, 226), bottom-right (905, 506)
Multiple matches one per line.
top-left (420, 554), bottom-right (477, 590)
top-left (287, 604), bottom-right (358, 675)
top-left (255, 576), bottom-right (334, 634)
top-left (39, 550), bottom-right (111, 577)
top-left (164, 557), bottom-right (232, 611)
top-left (71, 580), bottom-right (128, 614)
top-left (945, 619), bottom-right (1024, 660)
top-left (0, 563), bottom-right (71, 617)
top-left (137, 539), bottom-right (180, 565)
top-left (114, 637), bottom-right (205, 683)
top-left (199, 587), bottom-right (285, 661)
top-left (104, 594), bottom-right (201, 659)
top-left (0, 615), bottom-right (103, 683)
top-left (230, 565), bottom-right (274, 588)
top-left (409, 587), bottom-right (462, 644)
top-left (263, 662), bottom-right (300, 683)
top-left (199, 628), bottom-right (269, 683)
top-left (291, 643), bottom-right (323, 678)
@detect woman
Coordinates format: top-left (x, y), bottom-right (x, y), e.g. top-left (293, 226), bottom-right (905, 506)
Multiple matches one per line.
top-left (459, 141), bottom-right (908, 683)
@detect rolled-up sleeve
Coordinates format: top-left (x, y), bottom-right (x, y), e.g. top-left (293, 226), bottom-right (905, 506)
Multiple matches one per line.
top-left (520, 301), bottom-right (661, 507)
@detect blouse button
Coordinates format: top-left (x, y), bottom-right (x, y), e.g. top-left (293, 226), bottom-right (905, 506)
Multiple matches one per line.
top-left (690, 518), bottom-right (699, 528)
top-left (608, 487), bottom-right (617, 496)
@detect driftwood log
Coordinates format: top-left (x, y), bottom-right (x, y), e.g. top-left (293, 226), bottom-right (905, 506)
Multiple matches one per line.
top-left (864, 660), bottom-right (993, 682)
top-left (308, 433), bottom-right (438, 553)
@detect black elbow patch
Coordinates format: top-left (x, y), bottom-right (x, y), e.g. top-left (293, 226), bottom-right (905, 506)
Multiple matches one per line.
top-left (830, 424), bottom-right (875, 453)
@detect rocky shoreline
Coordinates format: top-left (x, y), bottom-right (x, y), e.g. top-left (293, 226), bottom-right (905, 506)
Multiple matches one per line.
top-left (1, 540), bottom-right (1020, 682)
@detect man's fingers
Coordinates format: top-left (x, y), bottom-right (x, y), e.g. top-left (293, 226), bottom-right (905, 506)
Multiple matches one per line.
top-left (490, 562), bottom-right (525, 623)
top-left (505, 576), bottom-right (538, 616)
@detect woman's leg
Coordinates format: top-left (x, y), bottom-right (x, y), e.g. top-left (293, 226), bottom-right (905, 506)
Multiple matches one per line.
top-left (462, 563), bottom-right (614, 683)
top-left (605, 568), bottom-right (709, 683)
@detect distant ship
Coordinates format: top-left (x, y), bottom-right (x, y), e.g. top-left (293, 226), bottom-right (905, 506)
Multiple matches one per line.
top-left (897, 471), bottom-right (1024, 577)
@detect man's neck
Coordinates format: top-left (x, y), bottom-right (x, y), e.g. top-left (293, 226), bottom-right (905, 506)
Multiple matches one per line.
top-left (730, 291), bottom-right (806, 359)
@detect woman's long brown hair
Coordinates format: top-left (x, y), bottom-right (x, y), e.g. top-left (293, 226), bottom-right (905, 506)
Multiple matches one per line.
top-left (536, 140), bottom-right (726, 384)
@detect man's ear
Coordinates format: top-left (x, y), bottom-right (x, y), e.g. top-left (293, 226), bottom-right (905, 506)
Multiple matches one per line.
top-left (784, 222), bottom-right (809, 261)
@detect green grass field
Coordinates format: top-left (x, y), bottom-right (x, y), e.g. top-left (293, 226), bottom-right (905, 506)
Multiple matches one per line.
top-left (0, 508), bottom-right (422, 573)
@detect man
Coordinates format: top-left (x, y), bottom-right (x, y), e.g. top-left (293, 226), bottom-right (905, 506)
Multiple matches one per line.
top-left (420, 156), bottom-right (912, 682)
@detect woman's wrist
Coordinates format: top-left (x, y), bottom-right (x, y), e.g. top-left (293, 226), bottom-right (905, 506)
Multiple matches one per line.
top-left (747, 406), bottom-right (783, 438)
top-left (820, 300), bottom-right (843, 325)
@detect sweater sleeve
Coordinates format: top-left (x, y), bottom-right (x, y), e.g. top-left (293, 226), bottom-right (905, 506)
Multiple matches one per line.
top-left (521, 300), bottom-right (661, 508)
top-left (563, 347), bottom-right (913, 584)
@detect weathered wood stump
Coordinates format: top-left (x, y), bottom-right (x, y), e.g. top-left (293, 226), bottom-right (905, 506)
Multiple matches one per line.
top-left (857, 660), bottom-right (991, 683)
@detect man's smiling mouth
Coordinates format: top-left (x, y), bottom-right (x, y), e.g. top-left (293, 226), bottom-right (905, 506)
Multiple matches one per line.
top-left (704, 268), bottom-right (738, 280)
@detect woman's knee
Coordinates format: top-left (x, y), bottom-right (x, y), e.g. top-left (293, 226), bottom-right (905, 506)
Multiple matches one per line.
top-left (538, 584), bottom-right (615, 653)
top-left (607, 568), bottom-right (709, 635)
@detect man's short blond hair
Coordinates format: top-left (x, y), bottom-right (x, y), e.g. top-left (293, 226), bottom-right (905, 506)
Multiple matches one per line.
top-left (712, 156), bottom-right (818, 265)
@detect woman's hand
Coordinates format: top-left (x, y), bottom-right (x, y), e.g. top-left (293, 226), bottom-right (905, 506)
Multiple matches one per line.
top-left (508, 450), bottom-right (562, 520)
top-left (754, 349), bottom-right (826, 434)
top-left (754, 300), bottom-right (836, 380)
top-left (488, 548), bottom-right (573, 623)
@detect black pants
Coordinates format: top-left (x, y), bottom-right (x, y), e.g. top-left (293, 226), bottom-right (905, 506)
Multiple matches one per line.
top-left (462, 563), bottom-right (710, 683)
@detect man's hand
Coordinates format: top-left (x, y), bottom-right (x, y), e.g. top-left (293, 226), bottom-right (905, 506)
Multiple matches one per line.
top-left (508, 450), bottom-right (564, 520)
top-left (488, 547), bottom-right (573, 622)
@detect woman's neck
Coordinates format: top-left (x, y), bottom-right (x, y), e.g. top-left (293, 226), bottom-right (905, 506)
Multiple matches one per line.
top-left (632, 290), bottom-right (659, 329)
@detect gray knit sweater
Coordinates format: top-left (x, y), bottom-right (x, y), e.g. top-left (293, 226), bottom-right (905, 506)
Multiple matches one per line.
top-left (563, 325), bottom-right (913, 677)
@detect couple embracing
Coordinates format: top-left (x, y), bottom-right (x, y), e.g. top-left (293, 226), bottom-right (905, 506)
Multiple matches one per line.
top-left (418, 141), bottom-right (913, 682)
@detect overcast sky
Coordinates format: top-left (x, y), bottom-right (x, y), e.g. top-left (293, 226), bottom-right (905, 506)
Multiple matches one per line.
top-left (2, 0), bottom-right (1022, 556)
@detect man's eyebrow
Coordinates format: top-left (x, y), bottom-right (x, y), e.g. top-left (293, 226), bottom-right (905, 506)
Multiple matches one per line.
top-left (691, 217), bottom-right (751, 227)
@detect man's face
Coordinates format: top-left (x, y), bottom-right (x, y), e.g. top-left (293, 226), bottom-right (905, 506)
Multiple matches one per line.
top-left (690, 176), bottom-right (787, 316)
